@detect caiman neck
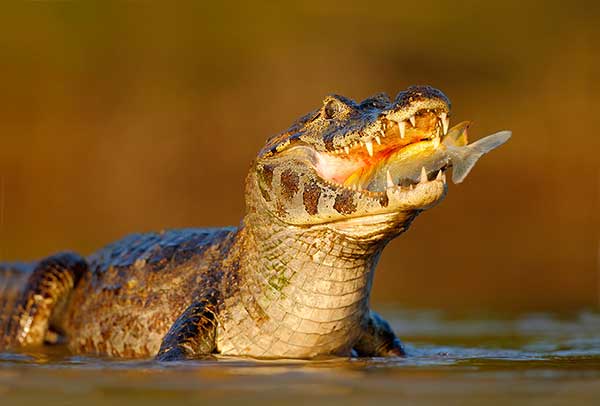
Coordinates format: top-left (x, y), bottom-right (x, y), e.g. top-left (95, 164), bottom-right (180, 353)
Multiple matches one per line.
top-left (223, 214), bottom-right (383, 357)
top-left (216, 187), bottom-right (415, 358)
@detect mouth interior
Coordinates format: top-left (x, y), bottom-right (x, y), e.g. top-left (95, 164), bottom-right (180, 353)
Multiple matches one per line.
top-left (315, 110), bottom-right (447, 193)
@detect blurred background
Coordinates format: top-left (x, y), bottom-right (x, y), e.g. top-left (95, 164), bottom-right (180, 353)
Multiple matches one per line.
top-left (0, 1), bottom-right (597, 314)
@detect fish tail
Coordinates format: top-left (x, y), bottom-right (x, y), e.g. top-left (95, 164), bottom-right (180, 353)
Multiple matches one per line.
top-left (448, 130), bottom-right (511, 184)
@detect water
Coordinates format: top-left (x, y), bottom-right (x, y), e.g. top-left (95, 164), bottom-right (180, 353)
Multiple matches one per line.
top-left (1, 310), bottom-right (599, 405)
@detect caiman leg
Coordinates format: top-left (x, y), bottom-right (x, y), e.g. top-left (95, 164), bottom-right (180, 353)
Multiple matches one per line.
top-left (156, 289), bottom-right (219, 361)
top-left (2, 252), bottom-right (87, 349)
top-left (0, 266), bottom-right (30, 332)
top-left (353, 310), bottom-right (406, 357)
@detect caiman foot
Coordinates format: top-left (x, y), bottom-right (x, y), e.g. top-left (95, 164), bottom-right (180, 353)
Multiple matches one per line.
top-left (1, 252), bottom-right (87, 349)
top-left (353, 310), bottom-right (406, 357)
top-left (156, 289), bottom-right (219, 361)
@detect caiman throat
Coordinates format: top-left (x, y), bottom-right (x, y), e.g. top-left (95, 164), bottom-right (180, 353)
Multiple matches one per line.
top-left (0, 86), bottom-right (510, 360)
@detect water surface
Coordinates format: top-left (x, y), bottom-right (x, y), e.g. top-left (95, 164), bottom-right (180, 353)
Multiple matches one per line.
top-left (1, 310), bottom-right (599, 405)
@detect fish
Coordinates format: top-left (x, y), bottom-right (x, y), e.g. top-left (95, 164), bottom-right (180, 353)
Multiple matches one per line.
top-left (345, 122), bottom-right (511, 191)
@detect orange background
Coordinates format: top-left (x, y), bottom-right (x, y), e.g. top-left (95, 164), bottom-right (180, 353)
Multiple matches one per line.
top-left (0, 1), bottom-right (597, 312)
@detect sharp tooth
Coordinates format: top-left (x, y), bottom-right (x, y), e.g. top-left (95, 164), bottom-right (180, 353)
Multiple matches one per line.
top-left (432, 136), bottom-right (440, 148)
top-left (420, 166), bottom-right (428, 183)
top-left (365, 140), bottom-right (374, 157)
top-left (385, 187), bottom-right (395, 200)
top-left (386, 170), bottom-right (394, 188)
top-left (344, 146), bottom-right (350, 154)
top-left (409, 115), bottom-right (416, 127)
top-left (409, 184), bottom-right (414, 190)
top-left (442, 171), bottom-right (447, 183)
top-left (398, 120), bottom-right (406, 139)
top-left (379, 129), bottom-right (385, 138)
top-left (436, 170), bottom-right (443, 180)
top-left (440, 112), bottom-right (449, 134)
top-left (375, 135), bottom-right (381, 145)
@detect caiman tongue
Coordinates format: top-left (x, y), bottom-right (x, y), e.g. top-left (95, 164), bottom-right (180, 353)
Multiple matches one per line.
top-left (343, 122), bottom-right (511, 191)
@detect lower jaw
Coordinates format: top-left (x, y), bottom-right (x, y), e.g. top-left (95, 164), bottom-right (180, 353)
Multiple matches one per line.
top-left (329, 211), bottom-right (420, 241)
top-left (327, 179), bottom-right (447, 239)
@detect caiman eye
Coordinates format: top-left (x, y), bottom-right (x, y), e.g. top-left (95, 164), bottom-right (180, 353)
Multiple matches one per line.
top-left (323, 99), bottom-right (343, 119)
top-left (321, 95), bottom-right (354, 120)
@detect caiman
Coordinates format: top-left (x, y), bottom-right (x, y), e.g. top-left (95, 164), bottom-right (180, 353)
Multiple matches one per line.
top-left (0, 86), bottom-right (510, 361)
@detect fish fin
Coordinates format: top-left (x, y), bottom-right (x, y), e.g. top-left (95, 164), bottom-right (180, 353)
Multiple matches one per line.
top-left (447, 130), bottom-right (511, 184)
top-left (443, 121), bottom-right (471, 147)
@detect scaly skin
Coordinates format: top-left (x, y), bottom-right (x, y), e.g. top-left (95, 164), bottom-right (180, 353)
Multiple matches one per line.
top-left (0, 86), bottom-right (454, 360)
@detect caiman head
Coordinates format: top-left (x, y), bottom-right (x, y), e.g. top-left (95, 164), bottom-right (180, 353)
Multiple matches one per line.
top-left (246, 85), bottom-right (452, 241)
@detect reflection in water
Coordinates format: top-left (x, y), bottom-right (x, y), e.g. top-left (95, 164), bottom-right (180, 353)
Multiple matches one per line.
top-left (1, 311), bottom-right (599, 405)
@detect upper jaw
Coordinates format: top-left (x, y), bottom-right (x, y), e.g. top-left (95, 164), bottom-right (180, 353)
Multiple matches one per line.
top-left (259, 87), bottom-right (451, 160)
top-left (327, 104), bottom-right (450, 159)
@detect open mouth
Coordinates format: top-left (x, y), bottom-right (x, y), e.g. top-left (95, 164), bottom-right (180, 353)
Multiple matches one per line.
top-left (314, 109), bottom-right (450, 194)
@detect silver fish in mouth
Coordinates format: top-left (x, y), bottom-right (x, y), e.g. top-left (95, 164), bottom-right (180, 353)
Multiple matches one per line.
top-left (343, 122), bottom-right (511, 191)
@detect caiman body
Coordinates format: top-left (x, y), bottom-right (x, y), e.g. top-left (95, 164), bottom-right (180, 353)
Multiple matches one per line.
top-left (0, 86), bottom-right (508, 360)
